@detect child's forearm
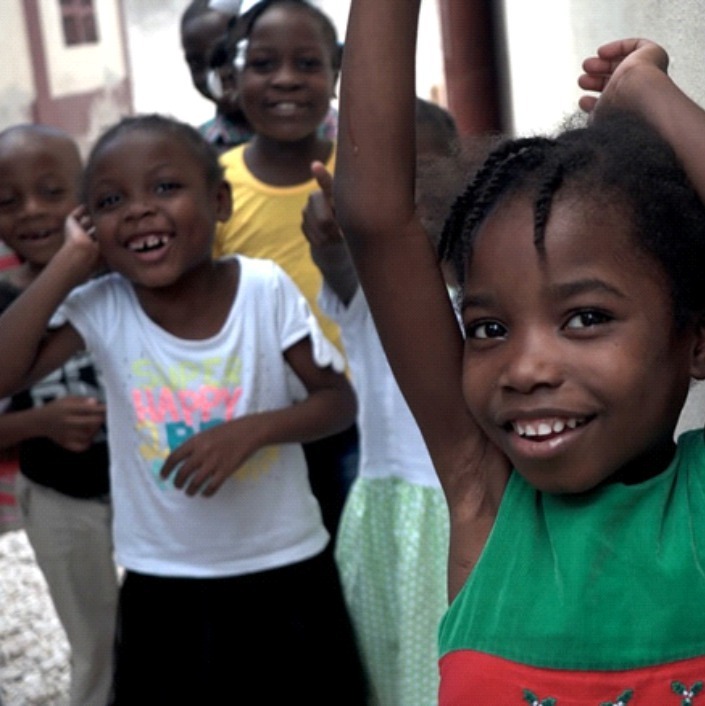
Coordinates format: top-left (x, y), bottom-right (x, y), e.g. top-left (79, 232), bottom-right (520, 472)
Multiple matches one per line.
top-left (629, 67), bottom-right (705, 206)
top-left (582, 40), bottom-right (705, 207)
top-left (310, 241), bottom-right (359, 306)
top-left (335, 0), bottom-right (420, 243)
top-left (0, 408), bottom-right (49, 449)
top-left (0, 246), bottom-right (86, 397)
top-left (244, 384), bottom-right (357, 449)
top-left (159, 381), bottom-right (357, 498)
top-left (334, 0), bottom-right (509, 542)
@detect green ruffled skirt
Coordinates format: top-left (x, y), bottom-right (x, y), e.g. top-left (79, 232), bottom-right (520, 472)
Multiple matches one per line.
top-left (335, 476), bottom-right (450, 706)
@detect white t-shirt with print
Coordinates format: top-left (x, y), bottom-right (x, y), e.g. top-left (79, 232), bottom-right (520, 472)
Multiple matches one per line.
top-left (63, 256), bottom-right (341, 577)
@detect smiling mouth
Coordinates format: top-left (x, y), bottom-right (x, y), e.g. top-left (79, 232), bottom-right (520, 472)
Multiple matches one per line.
top-left (269, 101), bottom-right (305, 116)
top-left (19, 229), bottom-right (58, 241)
top-left (126, 234), bottom-right (171, 253)
top-left (509, 416), bottom-right (589, 440)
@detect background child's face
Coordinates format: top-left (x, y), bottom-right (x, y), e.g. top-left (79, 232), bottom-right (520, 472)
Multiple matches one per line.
top-left (182, 11), bottom-right (231, 102)
top-left (0, 134), bottom-right (80, 269)
top-left (238, 4), bottom-right (337, 142)
top-left (86, 130), bottom-right (230, 290)
top-left (460, 192), bottom-right (699, 493)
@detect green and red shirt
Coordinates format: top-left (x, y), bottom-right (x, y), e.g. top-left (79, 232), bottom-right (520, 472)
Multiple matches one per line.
top-left (439, 429), bottom-right (705, 705)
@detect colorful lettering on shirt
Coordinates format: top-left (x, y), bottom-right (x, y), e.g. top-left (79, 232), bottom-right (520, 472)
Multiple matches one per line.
top-left (127, 353), bottom-right (273, 490)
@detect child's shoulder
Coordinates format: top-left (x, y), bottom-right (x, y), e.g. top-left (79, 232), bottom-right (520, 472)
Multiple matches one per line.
top-left (235, 254), bottom-right (290, 286)
top-left (67, 271), bottom-right (125, 299)
top-left (234, 255), bottom-right (309, 315)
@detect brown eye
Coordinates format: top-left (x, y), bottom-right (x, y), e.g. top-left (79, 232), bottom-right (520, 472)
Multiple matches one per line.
top-left (467, 320), bottom-right (507, 340)
top-left (95, 192), bottom-right (122, 211)
top-left (565, 310), bottom-right (611, 330)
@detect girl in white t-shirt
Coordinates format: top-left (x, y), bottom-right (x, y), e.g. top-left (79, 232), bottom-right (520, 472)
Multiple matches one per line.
top-left (0, 114), bottom-right (367, 705)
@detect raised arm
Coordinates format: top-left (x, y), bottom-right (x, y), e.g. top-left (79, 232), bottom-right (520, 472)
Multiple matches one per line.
top-left (334, 0), bottom-right (509, 593)
top-left (579, 38), bottom-right (705, 205)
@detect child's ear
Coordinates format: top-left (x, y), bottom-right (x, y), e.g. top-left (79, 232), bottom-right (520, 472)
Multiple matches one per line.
top-left (689, 314), bottom-right (705, 379)
top-left (215, 180), bottom-right (233, 223)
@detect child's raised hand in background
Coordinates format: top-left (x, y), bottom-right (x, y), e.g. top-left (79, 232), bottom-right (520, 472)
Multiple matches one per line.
top-left (578, 38), bottom-right (669, 115)
top-left (302, 161), bottom-right (359, 306)
top-left (302, 161), bottom-right (344, 248)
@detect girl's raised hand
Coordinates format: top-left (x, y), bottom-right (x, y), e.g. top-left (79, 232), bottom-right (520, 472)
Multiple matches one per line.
top-left (578, 38), bottom-right (669, 115)
top-left (63, 206), bottom-right (104, 279)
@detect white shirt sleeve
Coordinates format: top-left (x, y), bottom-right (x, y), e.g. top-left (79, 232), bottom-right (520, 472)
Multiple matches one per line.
top-left (208, 0), bottom-right (244, 14)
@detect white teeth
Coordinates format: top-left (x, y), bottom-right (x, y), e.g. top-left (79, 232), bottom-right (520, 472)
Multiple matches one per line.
top-left (272, 102), bottom-right (300, 115)
top-left (128, 234), bottom-right (168, 252)
top-left (514, 417), bottom-right (584, 438)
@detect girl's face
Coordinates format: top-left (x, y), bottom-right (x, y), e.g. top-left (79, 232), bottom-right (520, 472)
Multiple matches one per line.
top-left (87, 130), bottom-right (231, 291)
top-left (238, 4), bottom-right (336, 143)
top-left (460, 193), bottom-right (705, 494)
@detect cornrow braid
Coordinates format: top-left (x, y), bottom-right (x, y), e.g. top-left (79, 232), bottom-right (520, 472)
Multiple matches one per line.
top-left (439, 136), bottom-right (554, 286)
top-left (437, 108), bottom-right (705, 330)
top-left (532, 163), bottom-right (564, 252)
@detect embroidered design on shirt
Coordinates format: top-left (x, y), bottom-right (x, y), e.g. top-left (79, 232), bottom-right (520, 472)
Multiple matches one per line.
top-left (601, 690), bottom-right (634, 706)
top-left (672, 681), bottom-right (703, 705)
top-left (523, 690), bottom-right (557, 706)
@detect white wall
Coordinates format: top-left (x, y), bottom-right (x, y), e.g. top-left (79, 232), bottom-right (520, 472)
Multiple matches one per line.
top-left (502, 0), bottom-right (705, 135)
top-left (0, 0), bottom-right (35, 126)
top-left (122, 0), bottom-right (212, 125)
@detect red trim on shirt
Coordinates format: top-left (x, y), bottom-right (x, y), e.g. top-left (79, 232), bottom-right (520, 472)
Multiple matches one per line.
top-left (439, 649), bottom-right (705, 705)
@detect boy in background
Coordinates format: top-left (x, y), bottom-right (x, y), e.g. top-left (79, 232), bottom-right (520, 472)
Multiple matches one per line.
top-left (0, 124), bottom-right (117, 706)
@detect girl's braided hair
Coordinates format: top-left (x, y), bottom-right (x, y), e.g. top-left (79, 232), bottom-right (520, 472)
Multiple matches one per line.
top-left (439, 110), bottom-right (705, 329)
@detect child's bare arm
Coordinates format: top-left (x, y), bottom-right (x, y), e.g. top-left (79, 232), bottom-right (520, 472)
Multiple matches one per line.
top-left (579, 39), bottom-right (705, 205)
top-left (301, 161), bottom-right (359, 306)
top-left (160, 337), bottom-right (356, 498)
top-left (334, 0), bottom-right (509, 593)
top-left (334, 7), bottom-right (508, 482)
top-left (335, 0), bottom-right (473, 473)
top-left (0, 209), bottom-right (97, 397)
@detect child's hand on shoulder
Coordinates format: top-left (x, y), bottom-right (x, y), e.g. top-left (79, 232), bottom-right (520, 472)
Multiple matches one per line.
top-left (160, 417), bottom-right (264, 498)
top-left (578, 38), bottom-right (669, 116)
top-left (62, 206), bottom-right (104, 279)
